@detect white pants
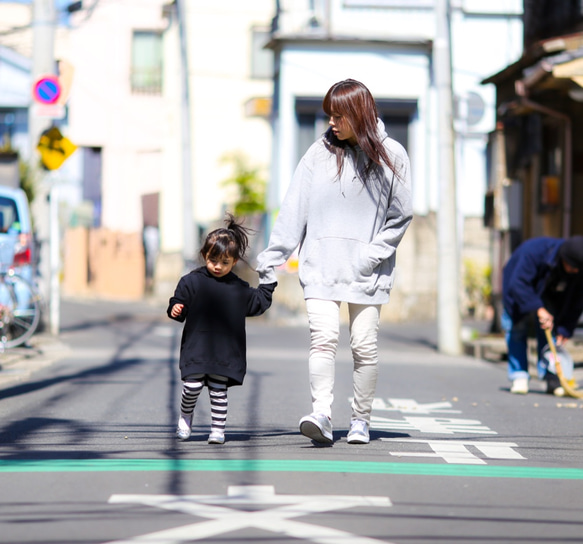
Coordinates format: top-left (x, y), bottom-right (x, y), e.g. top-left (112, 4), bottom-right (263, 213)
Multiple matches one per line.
top-left (305, 298), bottom-right (381, 423)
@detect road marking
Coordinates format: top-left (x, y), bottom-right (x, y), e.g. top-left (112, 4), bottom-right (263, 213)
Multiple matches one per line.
top-left (368, 397), bottom-right (516, 464)
top-left (381, 439), bottom-right (525, 464)
top-left (1, 459), bottom-right (583, 479)
top-left (105, 485), bottom-right (393, 544)
top-left (372, 398), bottom-right (461, 414)
top-left (372, 415), bottom-right (497, 434)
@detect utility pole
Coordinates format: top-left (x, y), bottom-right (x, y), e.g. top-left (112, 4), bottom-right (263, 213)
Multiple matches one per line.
top-left (29, 1), bottom-right (55, 148)
top-left (434, 0), bottom-right (462, 355)
top-left (175, 0), bottom-right (196, 270)
top-left (29, 0), bottom-right (57, 333)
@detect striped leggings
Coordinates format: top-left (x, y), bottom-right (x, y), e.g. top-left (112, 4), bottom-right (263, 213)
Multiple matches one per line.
top-left (180, 374), bottom-right (228, 431)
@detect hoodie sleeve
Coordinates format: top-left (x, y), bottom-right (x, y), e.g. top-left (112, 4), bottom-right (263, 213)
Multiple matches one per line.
top-left (167, 274), bottom-right (194, 322)
top-left (246, 282), bottom-right (277, 316)
top-left (364, 145), bottom-right (413, 273)
top-left (256, 155), bottom-right (312, 284)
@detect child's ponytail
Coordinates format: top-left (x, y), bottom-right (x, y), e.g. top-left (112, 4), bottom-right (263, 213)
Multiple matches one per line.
top-left (224, 212), bottom-right (250, 261)
top-left (199, 212), bottom-right (252, 263)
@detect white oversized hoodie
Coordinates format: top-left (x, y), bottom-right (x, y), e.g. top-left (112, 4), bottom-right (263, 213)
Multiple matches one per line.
top-left (257, 120), bottom-right (413, 305)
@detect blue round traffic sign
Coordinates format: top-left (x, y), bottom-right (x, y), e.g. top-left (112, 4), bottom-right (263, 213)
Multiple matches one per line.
top-left (33, 76), bottom-right (62, 105)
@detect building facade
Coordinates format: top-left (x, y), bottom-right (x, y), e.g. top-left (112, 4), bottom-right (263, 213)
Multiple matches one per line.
top-left (1, 0), bottom-right (526, 317)
top-left (265, 0), bottom-right (523, 320)
top-left (482, 0), bottom-right (583, 325)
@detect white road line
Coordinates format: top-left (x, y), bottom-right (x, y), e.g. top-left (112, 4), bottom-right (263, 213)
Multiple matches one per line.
top-left (381, 439), bottom-right (525, 464)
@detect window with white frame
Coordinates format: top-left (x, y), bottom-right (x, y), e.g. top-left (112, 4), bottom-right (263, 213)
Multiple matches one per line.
top-left (131, 30), bottom-right (163, 94)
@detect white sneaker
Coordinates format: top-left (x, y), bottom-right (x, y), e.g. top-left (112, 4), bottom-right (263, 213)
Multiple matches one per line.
top-left (347, 419), bottom-right (370, 444)
top-left (208, 430), bottom-right (225, 444)
top-left (176, 415), bottom-right (192, 440)
top-left (510, 378), bottom-right (529, 394)
top-left (299, 413), bottom-right (333, 444)
top-left (553, 386), bottom-right (565, 397)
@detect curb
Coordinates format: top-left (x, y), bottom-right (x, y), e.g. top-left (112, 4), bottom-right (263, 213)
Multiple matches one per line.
top-left (0, 333), bottom-right (71, 391)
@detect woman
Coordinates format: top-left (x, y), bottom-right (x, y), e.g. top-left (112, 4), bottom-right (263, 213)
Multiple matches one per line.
top-left (257, 79), bottom-right (413, 444)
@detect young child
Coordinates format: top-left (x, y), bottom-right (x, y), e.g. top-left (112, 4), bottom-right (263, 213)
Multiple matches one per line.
top-left (168, 213), bottom-right (277, 444)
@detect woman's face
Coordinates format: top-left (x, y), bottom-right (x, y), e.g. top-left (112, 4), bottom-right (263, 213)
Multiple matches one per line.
top-left (329, 112), bottom-right (357, 146)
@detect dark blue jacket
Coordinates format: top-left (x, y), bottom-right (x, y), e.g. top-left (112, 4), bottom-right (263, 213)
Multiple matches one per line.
top-left (502, 237), bottom-right (583, 337)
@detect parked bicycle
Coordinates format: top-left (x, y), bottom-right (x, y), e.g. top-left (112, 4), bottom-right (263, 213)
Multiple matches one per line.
top-left (0, 253), bottom-right (41, 351)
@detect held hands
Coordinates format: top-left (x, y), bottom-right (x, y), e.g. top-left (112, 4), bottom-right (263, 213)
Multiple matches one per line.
top-left (171, 303), bottom-right (184, 318)
top-left (537, 307), bottom-right (554, 330)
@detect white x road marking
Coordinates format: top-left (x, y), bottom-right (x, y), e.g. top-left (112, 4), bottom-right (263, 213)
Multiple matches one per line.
top-left (105, 485), bottom-right (394, 544)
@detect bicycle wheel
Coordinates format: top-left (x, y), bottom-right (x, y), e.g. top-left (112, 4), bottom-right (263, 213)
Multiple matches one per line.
top-left (0, 271), bottom-right (41, 349)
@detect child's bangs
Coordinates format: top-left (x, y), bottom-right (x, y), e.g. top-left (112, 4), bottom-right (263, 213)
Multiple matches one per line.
top-left (207, 236), bottom-right (236, 260)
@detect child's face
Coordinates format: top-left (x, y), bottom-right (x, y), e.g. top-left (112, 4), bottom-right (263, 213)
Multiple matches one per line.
top-left (205, 253), bottom-right (237, 278)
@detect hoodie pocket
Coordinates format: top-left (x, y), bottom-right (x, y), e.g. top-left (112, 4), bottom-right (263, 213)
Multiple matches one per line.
top-left (300, 237), bottom-right (371, 286)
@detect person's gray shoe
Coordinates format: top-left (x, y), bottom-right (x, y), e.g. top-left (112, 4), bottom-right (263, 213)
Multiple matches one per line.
top-left (347, 419), bottom-right (370, 444)
top-left (299, 413), bottom-right (333, 444)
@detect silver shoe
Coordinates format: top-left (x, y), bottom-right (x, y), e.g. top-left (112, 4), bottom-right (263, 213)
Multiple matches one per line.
top-left (347, 419), bottom-right (370, 444)
top-left (299, 413), bottom-right (333, 444)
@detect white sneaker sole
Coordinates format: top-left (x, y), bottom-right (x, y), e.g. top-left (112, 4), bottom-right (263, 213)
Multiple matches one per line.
top-left (347, 433), bottom-right (370, 444)
top-left (299, 417), bottom-right (333, 444)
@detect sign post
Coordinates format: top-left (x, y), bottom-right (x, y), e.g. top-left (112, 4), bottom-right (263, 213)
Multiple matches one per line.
top-left (35, 128), bottom-right (77, 337)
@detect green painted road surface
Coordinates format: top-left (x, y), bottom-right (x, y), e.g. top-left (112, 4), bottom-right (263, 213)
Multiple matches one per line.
top-left (2, 458), bottom-right (583, 479)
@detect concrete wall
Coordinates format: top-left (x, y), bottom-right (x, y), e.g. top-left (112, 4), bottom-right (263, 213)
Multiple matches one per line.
top-left (63, 227), bottom-right (145, 300)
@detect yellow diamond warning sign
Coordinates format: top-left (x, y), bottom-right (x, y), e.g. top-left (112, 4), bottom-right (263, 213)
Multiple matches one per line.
top-left (37, 127), bottom-right (77, 170)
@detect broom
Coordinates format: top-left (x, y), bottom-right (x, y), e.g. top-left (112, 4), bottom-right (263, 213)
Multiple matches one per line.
top-left (544, 328), bottom-right (583, 399)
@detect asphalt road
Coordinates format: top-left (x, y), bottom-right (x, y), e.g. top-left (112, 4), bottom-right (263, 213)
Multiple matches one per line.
top-left (1, 297), bottom-right (582, 544)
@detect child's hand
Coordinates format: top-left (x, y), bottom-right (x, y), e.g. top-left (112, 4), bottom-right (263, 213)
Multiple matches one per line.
top-left (171, 303), bottom-right (184, 318)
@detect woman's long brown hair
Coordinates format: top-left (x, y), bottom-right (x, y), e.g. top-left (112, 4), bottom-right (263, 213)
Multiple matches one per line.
top-left (322, 79), bottom-right (396, 181)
